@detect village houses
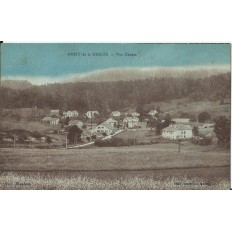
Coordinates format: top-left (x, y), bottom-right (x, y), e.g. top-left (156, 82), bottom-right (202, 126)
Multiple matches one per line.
top-left (91, 122), bottom-right (115, 135)
top-left (123, 117), bottom-right (139, 128)
top-left (50, 110), bottom-right (59, 117)
top-left (86, 111), bottom-right (99, 118)
top-left (111, 111), bottom-right (121, 117)
top-left (162, 124), bottom-right (193, 140)
top-left (63, 110), bottom-right (78, 118)
top-left (104, 118), bottom-right (118, 128)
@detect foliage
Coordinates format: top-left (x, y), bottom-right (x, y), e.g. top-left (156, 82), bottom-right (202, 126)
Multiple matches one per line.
top-left (192, 126), bottom-right (199, 136)
top-left (213, 116), bottom-right (230, 145)
top-left (67, 125), bottom-right (83, 144)
top-left (0, 72), bottom-right (230, 112)
top-left (91, 135), bottom-right (96, 140)
top-left (45, 136), bottom-right (52, 145)
top-left (198, 111), bottom-right (211, 123)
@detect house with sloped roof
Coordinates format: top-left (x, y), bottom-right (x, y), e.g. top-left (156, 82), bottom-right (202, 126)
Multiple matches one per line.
top-left (85, 111), bottom-right (99, 118)
top-left (111, 111), bottom-right (121, 117)
top-left (41, 116), bottom-right (52, 123)
top-left (50, 110), bottom-right (59, 117)
top-left (63, 110), bottom-right (78, 118)
top-left (68, 119), bottom-right (83, 128)
top-left (172, 118), bottom-right (190, 124)
top-left (162, 124), bottom-right (193, 140)
top-left (91, 122), bottom-right (115, 135)
top-left (104, 118), bottom-right (118, 127)
top-left (123, 117), bottom-right (139, 128)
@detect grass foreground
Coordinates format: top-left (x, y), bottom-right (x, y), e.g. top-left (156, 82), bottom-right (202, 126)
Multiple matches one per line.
top-left (0, 172), bottom-right (230, 190)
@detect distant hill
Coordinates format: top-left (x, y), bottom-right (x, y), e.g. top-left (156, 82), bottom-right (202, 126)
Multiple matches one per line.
top-left (1, 80), bottom-right (33, 89)
top-left (68, 66), bottom-right (230, 83)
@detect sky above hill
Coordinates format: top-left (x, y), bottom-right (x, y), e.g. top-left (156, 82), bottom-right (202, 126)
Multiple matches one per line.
top-left (1, 43), bottom-right (231, 84)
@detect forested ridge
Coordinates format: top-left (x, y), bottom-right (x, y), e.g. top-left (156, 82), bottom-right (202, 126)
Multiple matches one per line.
top-left (0, 72), bottom-right (230, 112)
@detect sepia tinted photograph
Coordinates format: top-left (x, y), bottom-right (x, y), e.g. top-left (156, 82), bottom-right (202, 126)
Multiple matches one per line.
top-left (0, 43), bottom-right (231, 190)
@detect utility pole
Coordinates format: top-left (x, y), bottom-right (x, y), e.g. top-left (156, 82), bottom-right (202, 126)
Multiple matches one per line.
top-left (178, 138), bottom-right (181, 153)
top-left (66, 133), bottom-right (68, 149)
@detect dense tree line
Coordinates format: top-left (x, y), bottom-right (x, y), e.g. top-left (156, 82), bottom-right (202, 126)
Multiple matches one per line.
top-left (0, 72), bottom-right (230, 112)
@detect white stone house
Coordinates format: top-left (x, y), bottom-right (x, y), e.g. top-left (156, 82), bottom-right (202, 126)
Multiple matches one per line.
top-left (123, 117), bottom-right (139, 128)
top-left (68, 120), bottom-right (83, 128)
top-left (50, 110), bottom-right (59, 117)
top-left (172, 118), bottom-right (190, 124)
top-left (162, 124), bottom-right (193, 140)
top-left (50, 118), bottom-right (60, 125)
top-left (91, 122), bottom-right (114, 135)
top-left (86, 111), bottom-right (99, 118)
top-left (63, 110), bottom-right (78, 118)
top-left (148, 110), bottom-right (158, 117)
top-left (111, 111), bottom-right (121, 117)
top-left (104, 118), bottom-right (118, 127)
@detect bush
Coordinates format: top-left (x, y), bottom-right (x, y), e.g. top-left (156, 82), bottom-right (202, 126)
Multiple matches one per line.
top-left (191, 136), bottom-right (212, 146)
top-left (102, 132), bottom-right (107, 137)
top-left (91, 135), bottom-right (97, 140)
top-left (32, 131), bottom-right (42, 139)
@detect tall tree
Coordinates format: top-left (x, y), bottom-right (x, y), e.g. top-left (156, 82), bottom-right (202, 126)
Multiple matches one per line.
top-left (213, 116), bottom-right (230, 145)
top-left (67, 125), bottom-right (83, 145)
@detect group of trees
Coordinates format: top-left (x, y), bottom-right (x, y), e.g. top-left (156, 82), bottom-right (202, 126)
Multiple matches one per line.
top-left (192, 116), bottom-right (230, 147)
top-left (0, 73), bottom-right (230, 112)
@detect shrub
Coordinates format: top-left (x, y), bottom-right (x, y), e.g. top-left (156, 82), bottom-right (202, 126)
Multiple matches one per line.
top-left (32, 131), bottom-right (42, 139)
top-left (91, 135), bottom-right (97, 140)
top-left (102, 132), bottom-right (107, 136)
top-left (94, 137), bottom-right (136, 147)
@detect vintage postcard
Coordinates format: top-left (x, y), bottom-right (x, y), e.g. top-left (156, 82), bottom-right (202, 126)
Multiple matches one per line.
top-left (0, 43), bottom-right (231, 190)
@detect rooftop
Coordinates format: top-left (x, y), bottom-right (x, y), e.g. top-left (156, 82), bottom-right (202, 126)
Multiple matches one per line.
top-left (162, 124), bottom-right (192, 132)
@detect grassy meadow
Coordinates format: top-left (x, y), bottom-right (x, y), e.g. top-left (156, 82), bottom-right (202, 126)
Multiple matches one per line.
top-left (0, 144), bottom-right (230, 190)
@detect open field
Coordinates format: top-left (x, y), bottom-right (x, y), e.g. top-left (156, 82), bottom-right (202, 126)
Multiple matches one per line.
top-left (146, 98), bottom-right (231, 118)
top-left (0, 144), bottom-right (230, 189)
top-left (114, 130), bottom-right (158, 143)
top-left (0, 119), bottom-right (61, 134)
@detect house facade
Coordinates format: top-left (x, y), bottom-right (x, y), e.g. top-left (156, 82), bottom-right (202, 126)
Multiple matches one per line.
top-left (162, 124), bottom-right (193, 140)
top-left (63, 110), bottom-right (78, 118)
top-left (86, 111), bottom-right (99, 118)
top-left (104, 118), bottom-right (118, 127)
top-left (91, 122), bottom-right (114, 135)
top-left (50, 118), bottom-right (60, 125)
top-left (50, 110), bottom-right (59, 117)
top-left (123, 117), bottom-right (139, 128)
top-left (111, 111), bottom-right (121, 117)
top-left (68, 120), bottom-right (83, 128)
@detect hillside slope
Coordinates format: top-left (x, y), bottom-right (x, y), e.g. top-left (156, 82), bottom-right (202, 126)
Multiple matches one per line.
top-left (68, 66), bottom-right (230, 82)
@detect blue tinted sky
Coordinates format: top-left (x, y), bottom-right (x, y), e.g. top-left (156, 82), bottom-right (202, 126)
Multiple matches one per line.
top-left (1, 43), bottom-right (231, 79)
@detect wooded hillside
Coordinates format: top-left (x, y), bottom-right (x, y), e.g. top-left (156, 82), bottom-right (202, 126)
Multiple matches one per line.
top-left (0, 72), bottom-right (230, 113)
